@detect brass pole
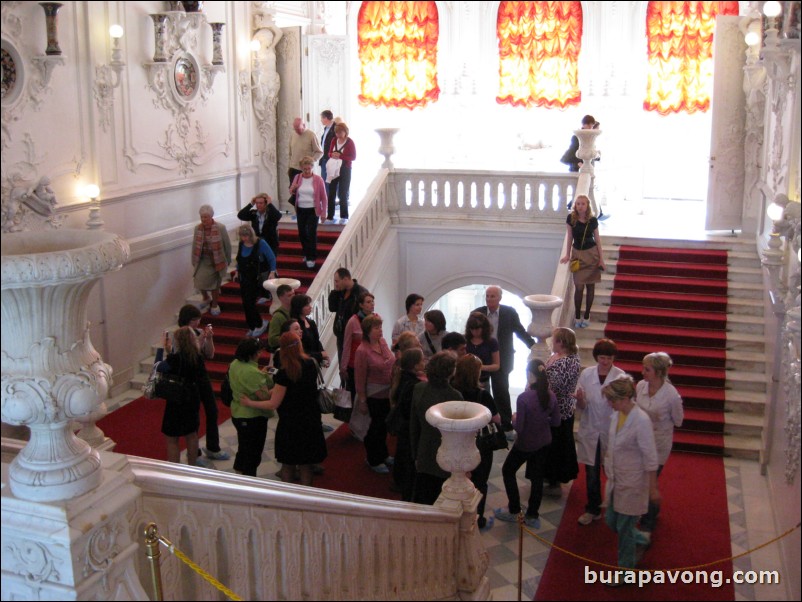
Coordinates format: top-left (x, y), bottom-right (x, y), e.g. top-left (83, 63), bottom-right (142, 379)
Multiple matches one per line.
top-left (517, 513), bottom-right (524, 602)
top-left (144, 523), bottom-right (165, 601)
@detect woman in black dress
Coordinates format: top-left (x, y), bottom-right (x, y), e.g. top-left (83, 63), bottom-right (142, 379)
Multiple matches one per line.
top-left (464, 312), bottom-right (500, 387)
top-left (241, 331), bottom-right (327, 486)
top-left (290, 293), bottom-right (329, 366)
top-left (453, 353), bottom-right (500, 529)
top-left (158, 326), bottom-right (205, 466)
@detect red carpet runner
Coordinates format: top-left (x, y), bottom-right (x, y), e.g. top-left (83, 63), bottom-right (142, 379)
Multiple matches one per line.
top-left (605, 245), bottom-right (729, 454)
top-left (535, 453), bottom-right (734, 600)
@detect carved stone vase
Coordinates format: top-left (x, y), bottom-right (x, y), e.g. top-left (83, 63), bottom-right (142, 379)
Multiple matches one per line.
top-left (150, 14), bottom-right (169, 63)
top-left (209, 22), bottom-right (225, 66)
top-left (263, 277), bottom-right (301, 315)
top-left (38, 2), bottom-right (63, 56)
top-left (426, 400), bottom-right (490, 502)
top-left (1, 229), bottom-right (130, 502)
top-left (523, 294), bottom-right (563, 362)
top-left (376, 128), bottom-right (400, 169)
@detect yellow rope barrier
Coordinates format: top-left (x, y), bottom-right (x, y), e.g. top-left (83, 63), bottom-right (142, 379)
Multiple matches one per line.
top-left (144, 523), bottom-right (243, 602)
top-left (520, 517), bottom-right (801, 573)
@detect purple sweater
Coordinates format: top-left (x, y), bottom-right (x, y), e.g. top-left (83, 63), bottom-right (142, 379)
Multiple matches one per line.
top-left (513, 389), bottom-right (561, 452)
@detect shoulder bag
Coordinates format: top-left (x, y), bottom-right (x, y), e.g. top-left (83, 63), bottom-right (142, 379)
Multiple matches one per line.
top-left (476, 422), bottom-right (509, 454)
top-left (314, 360), bottom-right (337, 414)
top-left (569, 220), bottom-right (590, 273)
top-left (220, 369), bottom-right (233, 407)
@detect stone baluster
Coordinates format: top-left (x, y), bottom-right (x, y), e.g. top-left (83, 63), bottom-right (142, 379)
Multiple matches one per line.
top-left (427, 400), bottom-right (491, 600)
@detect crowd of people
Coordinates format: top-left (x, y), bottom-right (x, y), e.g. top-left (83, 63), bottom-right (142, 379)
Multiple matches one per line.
top-left (166, 109), bottom-right (681, 576)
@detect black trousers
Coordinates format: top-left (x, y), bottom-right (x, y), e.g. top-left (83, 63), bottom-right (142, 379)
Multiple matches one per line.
top-left (295, 207), bottom-right (319, 261)
top-left (364, 397), bottom-right (390, 467)
top-left (327, 165), bottom-right (352, 219)
top-left (232, 415), bottom-right (269, 476)
top-left (239, 274), bottom-right (263, 331)
top-left (198, 375), bottom-right (220, 452)
top-left (490, 370), bottom-right (513, 430)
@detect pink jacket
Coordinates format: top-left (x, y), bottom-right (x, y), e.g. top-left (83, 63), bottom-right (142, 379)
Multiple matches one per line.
top-left (291, 173), bottom-right (328, 218)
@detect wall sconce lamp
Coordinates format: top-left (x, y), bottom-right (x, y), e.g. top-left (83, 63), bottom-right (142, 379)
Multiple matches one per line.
top-left (94, 25), bottom-right (127, 131)
top-left (84, 184), bottom-right (104, 230)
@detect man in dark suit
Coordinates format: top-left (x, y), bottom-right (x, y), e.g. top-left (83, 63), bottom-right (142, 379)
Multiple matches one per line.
top-left (319, 109), bottom-right (337, 185)
top-left (474, 285), bottom-right (535, 436)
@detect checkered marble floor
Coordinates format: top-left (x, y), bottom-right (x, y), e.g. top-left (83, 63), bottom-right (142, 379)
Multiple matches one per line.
top-left (182, 422), bottom-right (790, 601)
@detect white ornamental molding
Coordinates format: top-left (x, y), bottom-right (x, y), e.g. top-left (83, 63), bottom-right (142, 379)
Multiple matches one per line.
top-left (4, 540), bottom-right (61, 584)
top-left (311, 37), bottom-right (346, 66)
top-left (2, 142), bottom-right (67, 233)
top-left (783, 305), bottom-right (801, 484)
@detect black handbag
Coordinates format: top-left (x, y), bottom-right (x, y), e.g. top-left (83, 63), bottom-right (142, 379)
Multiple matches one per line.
top-left (155, 373), bottom-right (192, 405)
top-left (476, 423), bottom-right (508, 454)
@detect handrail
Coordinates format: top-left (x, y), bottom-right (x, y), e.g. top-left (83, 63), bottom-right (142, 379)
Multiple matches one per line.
top-left (125, 455), bottom-right (462, 601)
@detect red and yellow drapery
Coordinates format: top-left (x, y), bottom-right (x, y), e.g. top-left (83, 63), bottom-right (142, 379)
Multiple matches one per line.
top-left (357, 1), bottom-right (440, 110)
top-left (644, 1), bottom-right (739, 115)
top-left (496, 1), bottom-right (583, 109)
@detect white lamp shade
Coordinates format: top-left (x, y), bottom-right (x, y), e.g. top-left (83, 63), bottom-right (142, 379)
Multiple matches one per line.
top-left (745, 30), bottom-right (761, 46)
top-left (767, 202), bottom-right (784, 222)
top-left (250, 39), bottom-right (261, 53)
top-left (109, 24), bottom-right (124, 39)
top-left (84, 184), bottom-right (100, 199)
top-left (763, 1), bottom-right (782, 18)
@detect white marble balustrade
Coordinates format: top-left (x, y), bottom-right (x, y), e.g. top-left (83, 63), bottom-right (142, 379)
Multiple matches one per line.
top-left (126, 455), bottom-right (462, 601)
top-left (390, 169), bottom-right (578, 222)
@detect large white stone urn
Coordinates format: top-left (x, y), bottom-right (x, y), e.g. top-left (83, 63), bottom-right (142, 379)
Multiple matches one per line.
top-left (523, 294), bottom-right (563, 362)
top-left (426, 400), bottom-right (491, 502)
top-left (1, 229), bottom-right (130, 501)
top-left (263, 277), bottom-right (301, 314)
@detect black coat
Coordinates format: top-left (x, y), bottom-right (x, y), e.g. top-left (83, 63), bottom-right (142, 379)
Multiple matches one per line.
top-left (320, 125), bottom-right (337, 167)
top-left (473, 305), bottom-right (535, 374)
top-left (237, 203), bottom-right (282, 255)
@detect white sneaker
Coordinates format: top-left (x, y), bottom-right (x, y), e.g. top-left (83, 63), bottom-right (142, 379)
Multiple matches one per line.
top-left (581, 318), bottom-right (591, 328)
top-left (574, 320), bottom-right (583, 329)
top-left (578, 512), bottom-right (602, 526)
top-left (210, 306), bottom-right (221, 316)
top-left (305, 260), bottom-right (316, 269)
top-left (252, 322), bottom-right (269, 337)
top-left (256, 297), bottom-right (268, 305)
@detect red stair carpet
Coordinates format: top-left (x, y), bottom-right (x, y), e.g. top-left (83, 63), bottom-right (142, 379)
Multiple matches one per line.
top-left (535, 453), bottom-right (734, 600)
top-left (605, 245), bottom-right (729, 455)
top-left (99, 223), bottom-right (343, 458)
top-left (97, 396), bottom-right (231, 459)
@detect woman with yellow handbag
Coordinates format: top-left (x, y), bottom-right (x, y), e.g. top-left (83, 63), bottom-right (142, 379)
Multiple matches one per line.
top-left (560, 195), bottom-right (606, 329)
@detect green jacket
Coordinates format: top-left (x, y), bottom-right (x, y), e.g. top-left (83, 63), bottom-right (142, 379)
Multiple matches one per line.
top-left (267, 306), bottom-right (290, 351)
top-left (229, 359), bottom-right (274, 419)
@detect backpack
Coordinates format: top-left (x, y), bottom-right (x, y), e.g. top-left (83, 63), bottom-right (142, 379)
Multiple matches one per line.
top-left (220, 370), bottom-right (233, 407)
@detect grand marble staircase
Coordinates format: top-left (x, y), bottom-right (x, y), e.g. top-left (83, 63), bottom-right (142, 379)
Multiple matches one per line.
top-left (123, 222), bottom-right (342, 402)
top-left (574, 234), bottom-right (767, 460)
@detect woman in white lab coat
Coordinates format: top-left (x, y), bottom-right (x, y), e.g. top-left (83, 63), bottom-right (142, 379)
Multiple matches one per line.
top-left (636, 352), bottom-right (683, 535)
top-left (574, 339), bottom-right (626, 526)
top-left (602, 376), bottom-right (660, 571)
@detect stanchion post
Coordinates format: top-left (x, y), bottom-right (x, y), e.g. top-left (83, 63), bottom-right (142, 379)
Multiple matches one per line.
top-left (144, 523), bottom-right (165, 601)
top-left (517, 512), bottom-right (524, 602)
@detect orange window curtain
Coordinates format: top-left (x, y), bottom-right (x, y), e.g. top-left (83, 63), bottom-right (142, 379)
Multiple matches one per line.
top-left (357, 1), bottom-right (440, 110)
top-left (496, 1), bottom-right (583, 109)
top-left (644, 1), bottom-right (739, 115)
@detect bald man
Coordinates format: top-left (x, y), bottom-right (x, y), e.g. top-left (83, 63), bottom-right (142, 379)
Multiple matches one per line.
top-left (473, 286), bottom-right (535, 435)
top-left (288, 117), bottom-right (323, 185)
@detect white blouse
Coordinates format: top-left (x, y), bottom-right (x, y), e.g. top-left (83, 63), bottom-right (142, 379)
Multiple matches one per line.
top-left (635, 379), bottom-right (683, 465)
top-left (296, 176), bottom-right (315, 209)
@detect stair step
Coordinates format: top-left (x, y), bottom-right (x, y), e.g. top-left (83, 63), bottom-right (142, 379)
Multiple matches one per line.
top-left (603, 322), bottom-right (727, 348)
top-left (607, 306), bottom-right (727, 330)
top-left (596, 290), bottom-right (763, 316)
top-left (616, 360), bottom-right (726, 388)
top-left (723, 434), bottom-right (761, 461)
top-left (618, 246), bottom-right (728, 265)
top-left (601, 342), bottom-right (726, 368)
top-left (615, 259), bottom-right (729, 281)
top-left (672, 431), bottom-right (724, 456)
top-left (682, 408), bottom-right (725, 433)
top-left (610, 274), bottom-right (728, 296)
top-left (608, 289), bottom-right (727, 313)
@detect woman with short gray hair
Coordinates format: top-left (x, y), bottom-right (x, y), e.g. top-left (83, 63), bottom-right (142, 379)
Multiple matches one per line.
top-left (192, 205), bottom-right (232, 316)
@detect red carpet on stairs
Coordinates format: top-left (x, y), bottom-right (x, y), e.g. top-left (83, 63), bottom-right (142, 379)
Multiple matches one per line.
top-left (97, 395), bottom-right (231, 459)
top-left (606, 245), bottom-right (729, 455)
top-left (535, 453), bottom-right (734, 600)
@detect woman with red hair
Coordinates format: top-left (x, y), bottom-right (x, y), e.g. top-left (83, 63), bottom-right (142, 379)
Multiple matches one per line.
top-left (241, 331), bottom-right (327, 485)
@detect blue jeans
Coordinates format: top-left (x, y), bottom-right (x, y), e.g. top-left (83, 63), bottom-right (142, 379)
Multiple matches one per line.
top-left (640, 464), bottom-right (664, 531)
top-left (585, 440), bottom-right (602, 515)
top-left (327, 165), bottom-right (351, 219)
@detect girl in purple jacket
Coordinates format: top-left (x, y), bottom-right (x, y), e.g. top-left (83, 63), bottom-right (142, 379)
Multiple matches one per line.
top-left (494, 359), bottom-right (561, 529)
